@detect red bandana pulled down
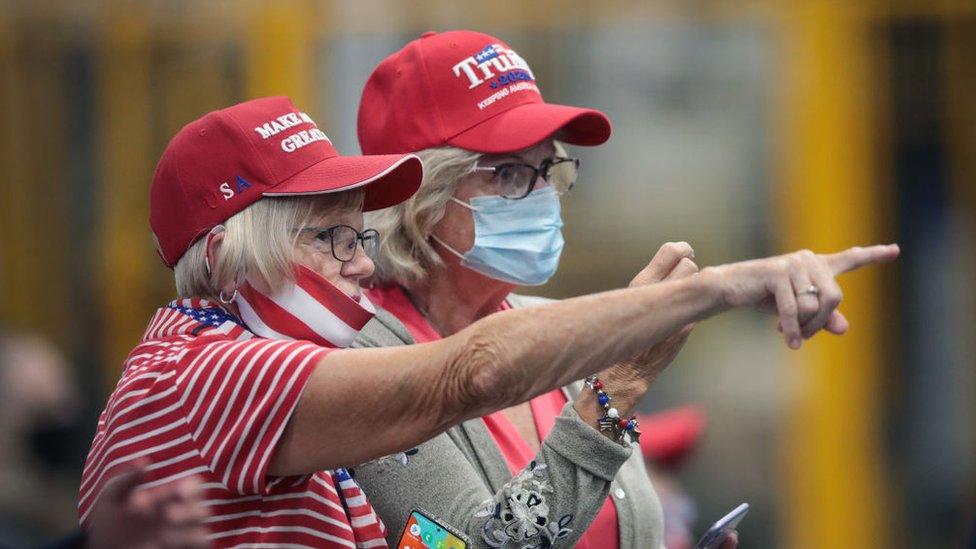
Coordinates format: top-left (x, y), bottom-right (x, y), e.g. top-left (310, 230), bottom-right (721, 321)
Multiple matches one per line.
top-left (237, 264), bottom-right (376, 348)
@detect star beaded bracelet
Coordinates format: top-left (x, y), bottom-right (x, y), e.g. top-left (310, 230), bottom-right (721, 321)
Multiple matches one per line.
top-left (583, 375), bottom-right (641, 446)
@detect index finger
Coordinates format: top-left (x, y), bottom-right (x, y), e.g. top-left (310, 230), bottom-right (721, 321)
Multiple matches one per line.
top-left (823, 244), bottom-right (899, 275)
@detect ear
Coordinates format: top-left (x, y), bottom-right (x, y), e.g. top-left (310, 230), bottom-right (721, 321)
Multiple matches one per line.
top-left (204, 225), bottom-right (225, 276)
top-left (206, 226), bottom-right (240, 299)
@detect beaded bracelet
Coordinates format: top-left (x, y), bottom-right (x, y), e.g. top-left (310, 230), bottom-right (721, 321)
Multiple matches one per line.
top-left (584, 375), bottom-right (641, 446)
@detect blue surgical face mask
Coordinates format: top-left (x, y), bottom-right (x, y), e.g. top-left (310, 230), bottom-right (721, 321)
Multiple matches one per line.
top-left (432, 186), bottom-right (565, 286)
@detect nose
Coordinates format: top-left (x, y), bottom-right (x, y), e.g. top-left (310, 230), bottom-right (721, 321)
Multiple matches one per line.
top-left (535, 171), bottom-right (551, 190)
top-left (340, 247), bottom-right (375, 281)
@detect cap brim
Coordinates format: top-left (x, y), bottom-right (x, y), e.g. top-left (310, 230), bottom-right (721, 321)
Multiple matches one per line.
top-left (265, 153), bottom-right (423, 211)
top-left (448, 102), bottom-right (611, 154)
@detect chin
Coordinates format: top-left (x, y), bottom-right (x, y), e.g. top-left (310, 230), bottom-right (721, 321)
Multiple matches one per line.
top-left (338, 284), bottom-right (363, 302)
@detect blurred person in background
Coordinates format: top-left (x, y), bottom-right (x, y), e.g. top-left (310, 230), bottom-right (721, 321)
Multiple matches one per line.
top-left (0, 338), bottom-right (208, 549)
top-left (46, 462), bottom-right (209, 549)
top-left (0, 332), bottom-right (84, 546)
top-left (77, 95), bottom-right (888, 547)
top-left (350, 29), bottom-right (895, 548)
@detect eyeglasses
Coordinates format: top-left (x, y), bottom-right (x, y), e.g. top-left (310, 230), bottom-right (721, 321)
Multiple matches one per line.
top-left (295, 225), bottom-right (380, 262)
top-left (471, 156), bottom-right (580, 200)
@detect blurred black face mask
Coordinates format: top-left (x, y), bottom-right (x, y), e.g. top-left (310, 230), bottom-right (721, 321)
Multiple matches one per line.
top-left (27, 419), bottom-right (83, 472)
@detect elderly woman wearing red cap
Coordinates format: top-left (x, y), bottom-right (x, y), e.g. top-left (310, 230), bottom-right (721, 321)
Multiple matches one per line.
top-left (78, 95), bottom-right (894, 548)
top-left (351, 30), bottom-right (898, 549)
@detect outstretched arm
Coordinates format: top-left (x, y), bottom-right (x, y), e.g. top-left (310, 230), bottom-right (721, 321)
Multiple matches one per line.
top-left (270, 244), bottom-right (899, 473)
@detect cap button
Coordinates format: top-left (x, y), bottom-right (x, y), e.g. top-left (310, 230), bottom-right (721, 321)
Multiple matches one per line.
top-left (420, 31), bottom-right (437, 38)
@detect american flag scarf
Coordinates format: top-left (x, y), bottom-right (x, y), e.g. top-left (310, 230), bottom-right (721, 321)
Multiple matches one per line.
top-left (236, 264), bottom-right (377, 348)
top-left (146, 290), bottom-right (387, 546)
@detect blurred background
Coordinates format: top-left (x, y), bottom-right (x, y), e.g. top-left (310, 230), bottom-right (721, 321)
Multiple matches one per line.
top-left (1, 0), bottom-right (973, 547)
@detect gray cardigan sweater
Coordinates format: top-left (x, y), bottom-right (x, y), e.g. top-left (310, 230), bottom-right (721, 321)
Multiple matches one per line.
top-left (351, 294), bottom-right (664, 548)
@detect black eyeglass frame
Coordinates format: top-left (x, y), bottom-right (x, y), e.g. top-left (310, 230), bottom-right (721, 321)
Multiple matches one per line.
top-left (294, 225), bottom-right (380, 263)
top-left (471, 156), bottom-right (580, 200)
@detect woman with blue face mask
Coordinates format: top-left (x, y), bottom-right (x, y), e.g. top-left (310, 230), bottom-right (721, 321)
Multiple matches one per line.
top-left (353, 30), bottom-right (722, 549)
top-left (355, 30), bottom-right (897, 549)
top-left (428, 145), bottom-right (569, 287)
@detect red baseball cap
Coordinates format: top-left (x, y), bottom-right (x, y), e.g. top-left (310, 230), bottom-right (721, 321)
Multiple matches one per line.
top-left (636, 405), bottom-right (708, 471)
top-left (150, 96), bottom-right (423, 267)
top-left (358, 30), bottom-right (611, 155)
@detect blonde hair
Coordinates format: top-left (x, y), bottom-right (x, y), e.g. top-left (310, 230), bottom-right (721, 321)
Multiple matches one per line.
top-left (174, 191), bottom-right (364, 299)
top-left (366, 147), bottom-right (482, 284)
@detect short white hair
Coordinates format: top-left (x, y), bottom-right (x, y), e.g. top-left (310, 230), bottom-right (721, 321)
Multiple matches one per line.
top-left (174, 191), bottom-right (364, 299)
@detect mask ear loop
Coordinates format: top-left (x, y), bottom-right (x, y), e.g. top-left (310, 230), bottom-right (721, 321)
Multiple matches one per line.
top-left (429, 234), bottom-right (466, 261)
top-left (449, 196), bottom-right (478, 211)
top-left (431, 195), bottom-right (478, 260)
top-left (432, 194), bottom-right (481, 261)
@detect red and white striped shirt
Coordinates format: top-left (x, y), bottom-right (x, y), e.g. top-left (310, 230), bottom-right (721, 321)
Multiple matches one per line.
top-left (79, 298), bottom-right (388, 548)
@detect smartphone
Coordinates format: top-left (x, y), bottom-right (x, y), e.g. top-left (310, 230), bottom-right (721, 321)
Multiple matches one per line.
top-left (695, 502), bottom-right (750, 549)
top-left (397, 508), bottom-right (469, 549)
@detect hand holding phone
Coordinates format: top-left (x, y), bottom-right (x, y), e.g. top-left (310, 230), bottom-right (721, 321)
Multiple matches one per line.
top-left (695, 502), bottom-right (749, 549)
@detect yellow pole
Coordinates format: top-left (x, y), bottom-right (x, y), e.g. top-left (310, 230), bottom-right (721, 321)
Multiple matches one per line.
top-left (244, 0), bottom-right (315, 111)
top-left (0, 8), bottom-right (30, 328)
top-left (95, 1), bottom-right (155, 385)
top-left (0, 8), bottom-right (71, 347)
top-left (774, 3), bottom-right (892, 547)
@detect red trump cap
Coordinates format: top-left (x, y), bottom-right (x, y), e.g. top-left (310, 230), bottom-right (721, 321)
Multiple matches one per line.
top-left (358, 30), bottom-right (611, 155)
top-left (150, 96), bottom-right (423, 267)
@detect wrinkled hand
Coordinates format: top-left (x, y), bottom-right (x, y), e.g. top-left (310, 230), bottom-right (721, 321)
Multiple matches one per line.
top-left (621, 241), bottom-right (699, 383)
top-left (87, 460), bottom-right (209, 549)
top-left (577, 242), bottom-right (700, 428)
top-left (703, 244), bottom-right (900, 349)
